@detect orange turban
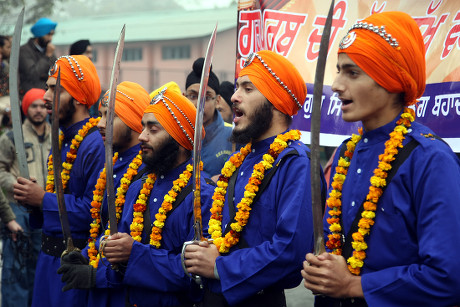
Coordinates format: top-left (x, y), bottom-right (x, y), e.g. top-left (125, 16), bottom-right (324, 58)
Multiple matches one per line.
top-left (49, 55), bottom-right (101, 107)
top-left (22, 88), bottom-right (45, 114)
top-left (239, 50), bottom-right (307, 116)
top-left (144, 85), bottom-right (204, 151)
top-left (100, 81), bottom-right (150, 134)
top-left (338, 11), bottom-right (426, 106)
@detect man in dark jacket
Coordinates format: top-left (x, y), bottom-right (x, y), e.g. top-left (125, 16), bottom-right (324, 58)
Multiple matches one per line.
top-left (18, 18), bottom-right (57, 99)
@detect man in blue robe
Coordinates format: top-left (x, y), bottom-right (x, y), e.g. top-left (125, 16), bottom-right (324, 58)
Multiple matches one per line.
top-left (60, 85), bottom-right (215, 306)
top-left (58, 81), bottom-right (150, 307)
top-left (13, 55), bottom-right (105, 306)
top-left (184, 50), bottom-right (320, 306)
top-left (302, 11), bottom-right (460, 306)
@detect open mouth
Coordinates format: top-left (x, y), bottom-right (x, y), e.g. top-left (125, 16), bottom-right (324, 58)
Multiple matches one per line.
top-left (341, 99), bottom-right (353, 106)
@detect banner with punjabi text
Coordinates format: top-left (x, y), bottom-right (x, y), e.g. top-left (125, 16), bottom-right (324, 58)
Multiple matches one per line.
top-left (236, 0), bottom-right (460, 151)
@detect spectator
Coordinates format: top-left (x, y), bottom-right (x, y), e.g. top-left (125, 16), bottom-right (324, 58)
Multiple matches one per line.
top-left (0, 35), bottom-right (11, 129)
top-left (184, 58), bottom-right (233, 178)
top-left (0, 88), bottom-right (50, 307)
top-left (19, 18), bottom-right (57, 98)
top-left (216, 80), bottom-right (234, 124)
top-left (69, 39), bottom-right (93, 61)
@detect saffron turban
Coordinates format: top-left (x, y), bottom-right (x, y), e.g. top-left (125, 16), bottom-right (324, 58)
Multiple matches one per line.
top-left (101, 81), bottom-right (150, 134)
top-left (49, 55), bottom-right (101, 107)
top-left (239, 50), bottom-right (307, 116)
top-left (144, 84), bottom-right (204, 151)
top-left (338, 11), bottom-right (426, 106)
top-left (149, 81), bottom-right (182, 99)
top-left (22, 88), bottom-right (45, 115)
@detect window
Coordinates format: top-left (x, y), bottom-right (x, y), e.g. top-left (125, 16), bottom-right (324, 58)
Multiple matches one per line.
top-left (162, 45), bottom-right (191, 60)
top-left (122, 48), bottom-right (143, 61)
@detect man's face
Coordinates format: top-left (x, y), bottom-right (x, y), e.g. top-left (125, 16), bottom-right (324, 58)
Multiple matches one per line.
top-left (216, 95), bottom-right (233, 124)
top-left (185, 83), bottom-right (217, 127)
top-left (27, 99), bottom-right (47, 126)
top-left (332, 53), bottom-right (401, 131)
top-left (44, 77), bottom-right (75, 125)
top-left (1, 39), bottom-right (11, 60)
top-left (230, 75), bottom-right (273, 143)
top-left (139, 112), bottom-right (180, 174)
top-left (37, 30), bottom-right (54, 48)
top-left (97, 104), bottom-right (133, 153)
top-left (84, 45), bottom-right (93, 61)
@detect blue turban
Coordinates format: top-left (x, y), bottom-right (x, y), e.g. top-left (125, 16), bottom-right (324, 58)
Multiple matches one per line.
top-left (31, 18), bottom-right (57, 37)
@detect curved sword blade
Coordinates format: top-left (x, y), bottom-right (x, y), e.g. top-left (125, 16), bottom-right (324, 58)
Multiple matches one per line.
top-left (9, 8), bottom-right (29, 179)
top-left (51, 70), bottom-right (75, 252)
top-left (105, 25), bottom-right (126, 235)
top-left (192, 23), bottom-right (218, 241)
top-left (311, 0), bottom-right (335, 255)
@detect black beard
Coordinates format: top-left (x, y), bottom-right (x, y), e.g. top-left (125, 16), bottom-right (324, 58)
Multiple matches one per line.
top-left (29, 116), bottom-right (46, 127)
top-left (61, 99), bottom-right (76, 125)
top-left (230, 100), bottom-right (273, 144)
top-left (37, 36), bottom-right (49, 49)
top-left (142, 136), bottom-right (180, 175)
top-left (113, 125), bottom-right (132, 153)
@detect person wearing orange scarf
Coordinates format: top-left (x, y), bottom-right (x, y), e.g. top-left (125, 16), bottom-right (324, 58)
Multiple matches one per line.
top-left (184, 50), bottom-right (324, 307)
top-left (96, 84), bottom-right (215, 307)
top-left (302, 11), bottom-right (460, 306)
top-left (13, 54), bottom-right (106, 307)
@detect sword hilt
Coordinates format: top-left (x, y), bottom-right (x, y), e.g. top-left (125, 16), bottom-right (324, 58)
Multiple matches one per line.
top-left (181, 240), bottom-right (203, 288)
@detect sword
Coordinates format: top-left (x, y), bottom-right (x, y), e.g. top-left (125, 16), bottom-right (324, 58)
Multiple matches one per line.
top-left (9, 8), bottom-right (29, 180)
top-left (52, 70), bottom-right (77, 252)
top-left (310, 0), bottom-right (334, 255)
top-left (181, 23), bottom-right (218, 285)
top-left (105, 25), bottom-right (126, 235)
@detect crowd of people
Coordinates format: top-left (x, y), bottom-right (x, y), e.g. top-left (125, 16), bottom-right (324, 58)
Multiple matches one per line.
top-left (0, 9), bottom-right (459, 307)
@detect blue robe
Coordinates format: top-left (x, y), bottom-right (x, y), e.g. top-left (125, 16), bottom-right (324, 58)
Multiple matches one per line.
top-left (31, 118), bottom-right (105, 307)
top-left (207, 135), bottom-right (317, 305)
top-left (102, 159), bottom-right (215, 307)
top-left (323, 115), bottom-right (460, 306)
top-left (80, 144), bottom-right (142, 307)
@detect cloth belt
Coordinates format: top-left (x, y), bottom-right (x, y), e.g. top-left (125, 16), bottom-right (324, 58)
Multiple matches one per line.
top-left (202, 287), bottom-right (286, 307)
top-left (41, 233), bottom-right (87, 257)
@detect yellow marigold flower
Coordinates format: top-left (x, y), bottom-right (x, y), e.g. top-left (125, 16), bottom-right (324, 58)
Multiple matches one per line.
top-left (351, 241), bottom-right (368, 251)
top-left (347, 257), bottom-right (364, 268)
top-left (263, 154), bottom-right (275, 164)
top-left (370, 176), bottom-right (386, 187)
top-left (361, 210), bottom-right (376, 219)
top-left (337, 157), bottom-right (350, 168)
top-left (329, 189), bottom-right (342, 199)
top-left (351, 133), bottom-right (362, 144)
top-left (329, 223), bottom-right (342, 232)
top-left (153, 220), bottom-right (164, 228)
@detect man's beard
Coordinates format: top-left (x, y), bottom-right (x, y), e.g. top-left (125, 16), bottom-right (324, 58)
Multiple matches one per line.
top-left (61, 98), bottom-right (76, 125)
top-left (142, 136), bottom-right (180, 175)
top-left (113, 125), bottom-right (132, 153)
top-left (37, 36), bottom-right (49, 49)
top-left (230, 100), bottom-right (273, 144)
top-left (28, 115), bottom-right (46, 127)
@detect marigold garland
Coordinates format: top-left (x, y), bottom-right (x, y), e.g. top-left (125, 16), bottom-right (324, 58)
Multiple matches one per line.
top-left (46, 117), bottom-right (100, 192)
top-left (88, 150), bottom-right (143, 268)
top-left (325, 108), bottom-right (415, 275)
top-left (208, 130), bottom-right (301, 253)
top-left (130, 162), bottom-right (198, 248)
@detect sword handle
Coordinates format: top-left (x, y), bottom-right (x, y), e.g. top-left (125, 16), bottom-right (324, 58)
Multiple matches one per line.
top-left (181, 240), bottom-right (203, 289)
